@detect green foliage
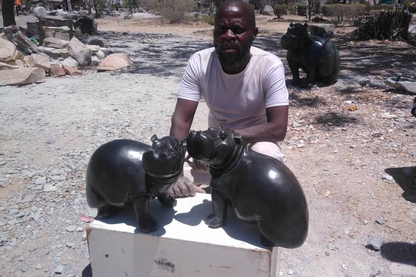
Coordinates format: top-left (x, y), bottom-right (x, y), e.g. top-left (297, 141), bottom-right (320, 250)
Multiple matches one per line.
top-left (94, 0), bottom-right (106, 18)
top-left (323, 4), bottom-right (367, 26)
top-left (273, 3), bottom-right (296, 17)
top-left (297, 4), bottom-right (307, 16)
top-left (406, 1), bottom-right (416, 13)
top-left (352, 9), bottom-right (413, 41)
top-left (202, 14), bottom-right (215, 25)
top-left (123, 0), bottom-right (155, 12)
top-left (370, 4), bottom-right (395, 11)
top-left (155, 0), bottom-right (198, 24)
top-left (273, 4), bottom-right (287, 18)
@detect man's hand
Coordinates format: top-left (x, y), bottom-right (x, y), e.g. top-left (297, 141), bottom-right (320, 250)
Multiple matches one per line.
top-left (170, 176), bottom-right (206, 198)
top-left (191, 159), bottom-right (210, 171)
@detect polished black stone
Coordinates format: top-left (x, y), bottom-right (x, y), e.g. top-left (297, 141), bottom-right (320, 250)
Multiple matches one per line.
top-left (187, 127), bottom-right (309, 248)
top-left (86, 135), bottom-right (184, 233)
top-left (281, 23), bottom-right (340, 86)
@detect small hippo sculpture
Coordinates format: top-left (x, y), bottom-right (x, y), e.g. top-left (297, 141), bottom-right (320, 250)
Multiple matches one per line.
top-left (86, 135), bottom-right (185, 233)
top-left (186, 128), bottom-right (309, 248)
top-left (281, 23), bottom-right (340, 86)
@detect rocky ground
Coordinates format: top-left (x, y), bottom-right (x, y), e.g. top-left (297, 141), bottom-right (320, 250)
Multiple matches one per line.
top-left (1, 12), bottom-right (416, 277)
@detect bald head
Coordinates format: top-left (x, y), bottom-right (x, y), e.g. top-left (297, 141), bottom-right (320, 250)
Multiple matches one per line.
top-left (215, 0), bottom-right (256, 30)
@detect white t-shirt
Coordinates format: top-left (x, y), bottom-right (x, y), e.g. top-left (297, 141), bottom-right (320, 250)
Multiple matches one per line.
top-left (178, 46), bottom-right (288, 130)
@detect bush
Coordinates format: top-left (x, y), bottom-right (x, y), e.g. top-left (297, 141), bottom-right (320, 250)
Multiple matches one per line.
top-left (273, 4), bottom-right (287, 18)
top-left (123, 0), bottom-right (155, 11)
top-left (352, 9), bottom-right (413, 41)
top-left (312, 16), bottom-right (329, 22)
top-left (94, 0), bottom-right (106, 18)
top-left (202, 14), bottom-right (215, 25)
top-left (297, 4), bottom-right (307, 16)
top-left (279, 4), bottom-right (296, 15)
top-left (406, 1), bottom-right (416, 13)
top-left (370, 4), bottom-right (395, 11)
top-left (323, 4), bottom-right (367, 26)
top-left (155, 0), bottom-right (198, 24)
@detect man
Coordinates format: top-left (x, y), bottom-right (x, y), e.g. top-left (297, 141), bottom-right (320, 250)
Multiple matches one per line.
top-left (170, 0), bottom-right (289, 197)
top-left (15, 0), bottom-right (21, 16)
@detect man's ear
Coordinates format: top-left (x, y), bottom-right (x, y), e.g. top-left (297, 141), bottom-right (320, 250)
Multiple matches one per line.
top-left (252, 27), bottom-right (259, 41)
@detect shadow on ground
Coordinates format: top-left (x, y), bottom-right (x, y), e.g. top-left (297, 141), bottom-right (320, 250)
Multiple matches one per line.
top-left (315, 112), bottom-right (358, 127)
top-left (381, 242), bottom-right (416, 266)
top-left (82, 263), bottom-right (92, 277)
top-left (385, 167), bottom-right (416, 203)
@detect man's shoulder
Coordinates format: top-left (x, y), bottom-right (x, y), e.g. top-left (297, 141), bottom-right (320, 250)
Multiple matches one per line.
top-left (188, 48), bottom-right (217, 71)
top-left (191, 47), bottom-right (216, 59)
top-left (250, 46), bottom-right (282, 64)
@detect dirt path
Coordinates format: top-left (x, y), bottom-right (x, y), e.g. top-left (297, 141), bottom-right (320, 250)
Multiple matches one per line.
top-left (0, 13), bottom-right (416, 277)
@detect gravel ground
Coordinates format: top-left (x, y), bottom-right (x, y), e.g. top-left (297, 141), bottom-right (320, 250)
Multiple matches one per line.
top-left (1, 13), bottom-right (416, 277)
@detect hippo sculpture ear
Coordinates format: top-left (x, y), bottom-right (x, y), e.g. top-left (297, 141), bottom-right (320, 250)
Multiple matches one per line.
top-left (151, 134), bottom-right (158, 142)
top-left (303, 23), bottom-right (308, 29)
top-left (234, 133), bottom-right (241, 145)
top-left (290, 22), bottom-right (293, 27)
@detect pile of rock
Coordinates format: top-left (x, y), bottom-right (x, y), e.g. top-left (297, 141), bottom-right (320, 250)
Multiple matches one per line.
top-left (0, 28), bottom-right (133, 86)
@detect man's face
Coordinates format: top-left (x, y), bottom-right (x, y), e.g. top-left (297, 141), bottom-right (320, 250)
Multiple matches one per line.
top-left (213, 3), bottom-right (257, 72)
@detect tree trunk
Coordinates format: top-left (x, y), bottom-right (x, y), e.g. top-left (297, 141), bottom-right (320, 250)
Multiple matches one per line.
top-left (66, 0), bottom-right (72, 12)
top-left (2, 0), bottom-right (17, 27)
top-left (128, 0), bottom-right (133, 14)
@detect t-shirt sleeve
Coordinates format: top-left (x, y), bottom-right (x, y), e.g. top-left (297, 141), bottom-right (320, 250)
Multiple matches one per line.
top-left (263, 56), bottom-right (289, 108)
top-left (177, 54), bottom-right (201, 102)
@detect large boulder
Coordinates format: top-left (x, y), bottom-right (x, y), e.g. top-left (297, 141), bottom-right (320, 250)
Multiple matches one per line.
top-left (262, 5), bottom-right (274, 16)
top-left (62, 56), bottom-right (79, 68)
top-left (43, 37), bottom-right (69, 49)
top-left (49, 64), bottom-right (66, 77)
top-left (0, 68), bottom-right (45, 86)
top-left (0, 62), bottom-right (19, 70)
top-left (97, 53), bottom-right (133, 71)
top-left (86, 44), bottom-right (101, 53)
top-left (24, 54), bottom-right (51, 71)
top-left (68, 37), bottom-right (91, 66)
top-left (63, 65), bottom-right (82, 76)
top-left (33, 6), bottom-right (47, 19)
top-left (38, 46), bottom-right (70, 58)
top-left (86, 36), bottom-right (108, 48)
top-left (0, 38), bottom-right (16, 62)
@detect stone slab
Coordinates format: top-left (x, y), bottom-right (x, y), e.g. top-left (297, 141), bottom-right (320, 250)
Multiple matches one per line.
top-left (87, 193), bottom-right (280, 277)
top-left (0, 68), bottom-right (45, 86)
top-left (97, 53), bottom-right (132, 71)
top-left (0, 37), bottom-right (16, 62)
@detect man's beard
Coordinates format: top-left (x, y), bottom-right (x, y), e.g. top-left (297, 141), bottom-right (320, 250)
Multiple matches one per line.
top-left (215, 41), bottom-right (251, 68)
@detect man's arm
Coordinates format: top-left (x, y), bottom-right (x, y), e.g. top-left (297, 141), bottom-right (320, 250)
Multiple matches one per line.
top-left (170, 98), bottom-right (205, 197)
top-left (170, 98), bottom-right (199, 140)
top-left (236, 105), bottom-right (288, 143)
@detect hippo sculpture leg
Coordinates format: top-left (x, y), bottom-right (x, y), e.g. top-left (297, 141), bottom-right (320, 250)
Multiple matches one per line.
top-left (86, 135), bottom-right (184, 233)
top-left (281, 23), bottom-right (340, 87)
top-left (186, 128), bottom-right (309, 248)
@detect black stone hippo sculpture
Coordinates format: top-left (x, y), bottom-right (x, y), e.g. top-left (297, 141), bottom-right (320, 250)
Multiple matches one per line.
top-left (186, 128), bottom-right (309, 248)
top-left (86, 135), bottom-right (185, 233)
top-left (281, 23), bottom-right (340, 86)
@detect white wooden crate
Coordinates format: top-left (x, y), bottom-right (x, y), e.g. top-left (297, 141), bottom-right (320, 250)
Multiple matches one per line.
top-left (87, 193), bottom-right (279, 277)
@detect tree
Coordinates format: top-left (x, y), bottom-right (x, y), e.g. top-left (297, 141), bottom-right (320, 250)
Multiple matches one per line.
top-left (307, 0), bottom-right (314, 20)
top-left (2, 0), bottom-right (16, 27)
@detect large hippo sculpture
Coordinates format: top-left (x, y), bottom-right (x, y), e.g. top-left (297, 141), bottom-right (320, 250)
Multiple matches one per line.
top-left (281, 23), bottom-right (340, 86)
top-left (86, 135), bottom-right (185, 233)
top-left (186, 127), bottom-right (309, 248)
